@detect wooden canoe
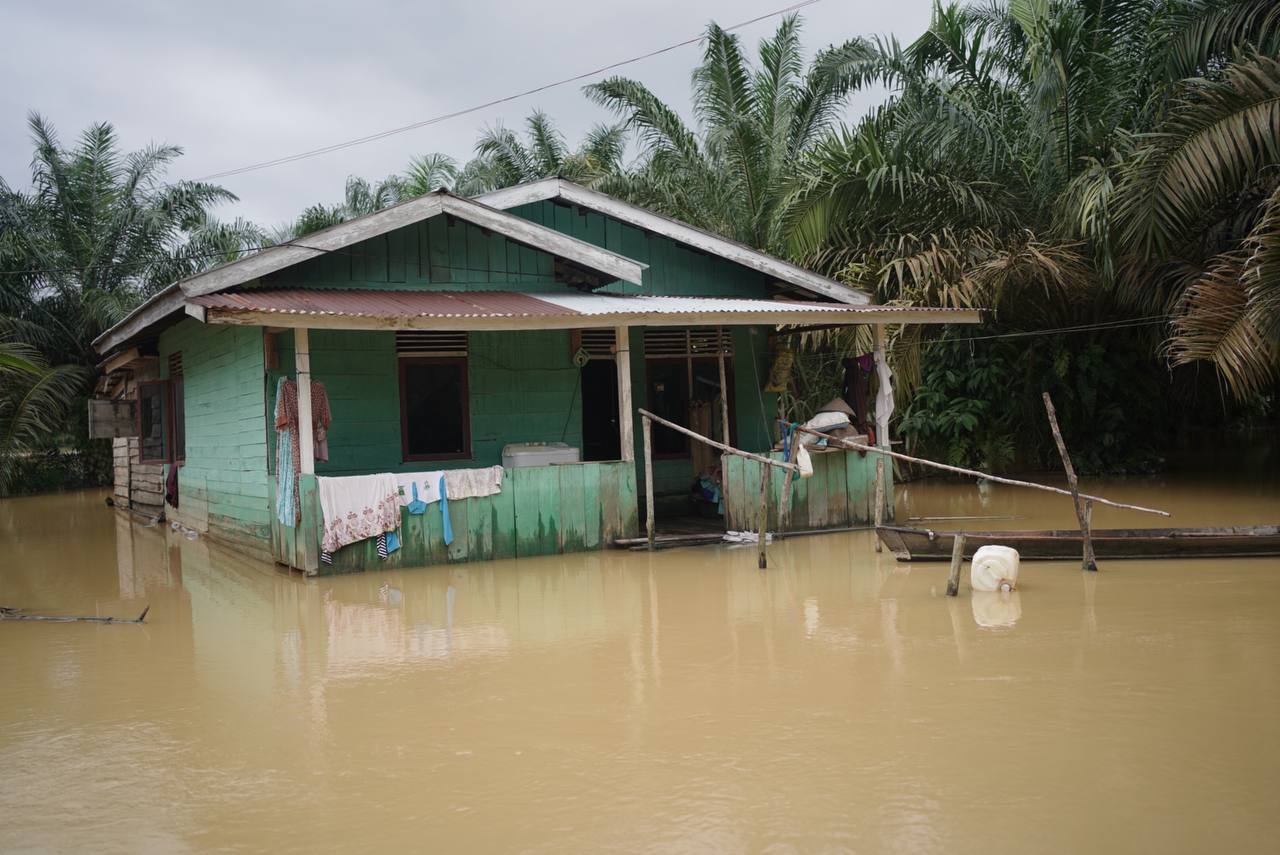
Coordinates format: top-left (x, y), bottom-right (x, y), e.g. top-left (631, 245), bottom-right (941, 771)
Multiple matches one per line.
top-left (876, 525), bottom-right (1280, 561)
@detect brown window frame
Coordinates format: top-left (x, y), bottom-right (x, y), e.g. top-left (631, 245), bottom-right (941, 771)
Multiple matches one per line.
top-left (137, 369), bottom-right (186, 466)
top-left (168, 376), bottom-right (185, 464)
top-left (398, 356), bottom-right (472, 462)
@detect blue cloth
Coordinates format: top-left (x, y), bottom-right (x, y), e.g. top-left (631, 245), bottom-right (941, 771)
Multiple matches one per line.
top-left (406, 482), bottom-right (427, 515)
top-left (439, 475), bottom-right (453, 546)
top-left (386, 530), bottom-right (400, 554)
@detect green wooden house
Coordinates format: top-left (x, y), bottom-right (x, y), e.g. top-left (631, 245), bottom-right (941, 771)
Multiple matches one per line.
top-left (94, 180), bottom-right (979, 574)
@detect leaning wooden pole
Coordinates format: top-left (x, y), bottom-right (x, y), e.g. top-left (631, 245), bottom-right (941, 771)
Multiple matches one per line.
top-left (780, 421), bottom-right (1168, 518)
top-left (642, 416), bottom-right (656, 551)
top-left (639, 410), bottom-right (798, 474)
top-left (1042, 393), bottom-right (1097, 571)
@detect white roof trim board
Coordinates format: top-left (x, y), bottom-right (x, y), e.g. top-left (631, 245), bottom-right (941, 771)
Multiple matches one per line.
top-left (476, 178), bottom-right (870, 306)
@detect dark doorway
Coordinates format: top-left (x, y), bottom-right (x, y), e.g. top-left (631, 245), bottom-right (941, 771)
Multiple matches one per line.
top-left (581, 360), bottom-right (621, 461)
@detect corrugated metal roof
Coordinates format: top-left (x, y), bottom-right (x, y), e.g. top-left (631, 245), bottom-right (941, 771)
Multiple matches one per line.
top-left (193, 290), bottom-right (580, 318)
top-left (191, 289), bottom-right (982, 326)
top-left (538, 294), bottom-right (882, 315)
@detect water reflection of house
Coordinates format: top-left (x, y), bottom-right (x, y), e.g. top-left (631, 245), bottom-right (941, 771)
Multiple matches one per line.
top-left (90, 181), bottom-right (979, 574)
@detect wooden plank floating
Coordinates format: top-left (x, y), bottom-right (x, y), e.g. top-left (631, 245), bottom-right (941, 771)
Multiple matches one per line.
top-left (878, 526), bottom-right (1280, 561)
top-left (1, 605), bottom-right (150, 624)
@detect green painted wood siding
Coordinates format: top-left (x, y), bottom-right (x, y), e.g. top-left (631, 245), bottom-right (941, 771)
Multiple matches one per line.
top-left (269, 328), bottom-right (587, 475)
top-left (257, 203), bottom-right (774, 298)
top-left (305, 462), bottom-right (639, 574)
top-left (721, 449), bottom-right (892, 531)
top-left (506, 200), bottom-right (773, 297)
top-left (260, 214), bottom-right (566, 291)
top-left (158, 320), bottom-right (271, 558)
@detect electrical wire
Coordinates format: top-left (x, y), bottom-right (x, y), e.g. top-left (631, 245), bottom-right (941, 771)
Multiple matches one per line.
top-left (194, 0), bottom-right (824, 182)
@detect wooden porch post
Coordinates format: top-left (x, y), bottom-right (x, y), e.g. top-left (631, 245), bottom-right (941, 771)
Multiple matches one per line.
top-left (295, 328), bottom-right (315, 475)
top-left (615, 325), bottom-right (634, 463)
top-left (294, 327), bottom-right (320, 575)
top-left (872, 324), bottom-right (894, 543)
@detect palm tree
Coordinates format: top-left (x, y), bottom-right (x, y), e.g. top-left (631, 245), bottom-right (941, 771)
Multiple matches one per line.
top-left (470, 110), bottom-right (628, 191)
top-left (585, 14), bottom-right (876, 253)
top-left (0, 113), bottom-right (256, 365)
top-left (0, 340), bottom-right (85, 494)
top-left (786, 0), bottom-right (1280, 401)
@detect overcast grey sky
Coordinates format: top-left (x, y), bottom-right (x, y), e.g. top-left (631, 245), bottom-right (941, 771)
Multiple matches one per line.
top-left (2, 0), bottom-right (935, 229)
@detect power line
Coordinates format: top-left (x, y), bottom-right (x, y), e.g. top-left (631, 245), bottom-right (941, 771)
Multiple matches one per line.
top-left (194, 0), bottom-right (824, 182)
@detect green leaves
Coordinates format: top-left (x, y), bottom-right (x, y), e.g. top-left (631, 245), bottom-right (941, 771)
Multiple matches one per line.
top-left (1116, 54), bottom-right (1280, 261)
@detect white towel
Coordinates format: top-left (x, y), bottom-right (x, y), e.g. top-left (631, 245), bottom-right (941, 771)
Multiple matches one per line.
top-left (443, 465), bottom-right (504, 500)
top-left (396, 471), bottom-right (444, 506)
top-left (970, 544), bottom-right (1020, 592)
top-left (317, 473), bottom-right (400, 553)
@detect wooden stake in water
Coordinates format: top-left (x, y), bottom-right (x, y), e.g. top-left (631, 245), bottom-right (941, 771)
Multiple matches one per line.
top-left (758, 463), bottom-right (771, 569)
top-left (946, 534), bottom-right (966, 597)
top-left (1042, 393), bottom-right (1098, 572)
top-left (873, 457), bottom-right (885, 552)
top-left (643, 416), bottom-right (656, 551)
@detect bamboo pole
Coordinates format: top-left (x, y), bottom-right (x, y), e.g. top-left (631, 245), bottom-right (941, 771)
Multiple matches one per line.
top-left (1042, 393), bottom-right (1098, 571)
top-left (717, 335), bottom-right (730, 446)
top-left (718, 340), bottom-right (731, 520)
top-left (758, 463), bottom-right (770, 569)
top-left (639, 409), bottom-right (798, 474)
top-left (643, 416), bottom-right (656, 551)
top-left (780, 421), bottom-right (1168, 517)
top-left (946, 535), bottom-right (966, 596)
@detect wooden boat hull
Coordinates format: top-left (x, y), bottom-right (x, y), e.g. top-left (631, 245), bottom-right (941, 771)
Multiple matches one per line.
top-left (876, 525), bottom-right (1280, 561)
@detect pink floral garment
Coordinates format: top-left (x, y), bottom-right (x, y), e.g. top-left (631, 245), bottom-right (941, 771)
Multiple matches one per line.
top-left (317, 474), bottom-right (400, 553)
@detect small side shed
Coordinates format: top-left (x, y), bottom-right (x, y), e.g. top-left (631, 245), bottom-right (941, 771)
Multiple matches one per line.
top-left (94, 182), bottom-right (979, 573)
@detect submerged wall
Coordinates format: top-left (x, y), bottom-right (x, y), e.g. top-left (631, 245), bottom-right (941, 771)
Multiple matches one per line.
top-left (722, 449), bottom-right (893, 531)
top-left (306, 461), bottom-right (639, 575)
top-left (158, 320), bottom-right (272, 560)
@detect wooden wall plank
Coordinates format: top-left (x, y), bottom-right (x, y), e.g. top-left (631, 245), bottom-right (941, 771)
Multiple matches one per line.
top-left (558, 465), bottom-right (586, 553)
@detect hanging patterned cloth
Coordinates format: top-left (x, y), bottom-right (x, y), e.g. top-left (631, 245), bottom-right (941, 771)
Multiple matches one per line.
top-left (274, 376), bottom-right (334, 524)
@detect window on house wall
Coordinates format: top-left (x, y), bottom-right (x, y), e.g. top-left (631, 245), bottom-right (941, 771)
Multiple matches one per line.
top-left (643, 327), bottom-right (735, 458)
top-left (137, 353), bottom-right (185, 464)
top-left (397, 332), bottom-right (470, 460)
top-left (137, 381), bottom-right (168, 463)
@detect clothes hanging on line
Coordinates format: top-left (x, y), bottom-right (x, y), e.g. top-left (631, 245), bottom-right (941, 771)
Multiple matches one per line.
top-left (396, 471), bottom-right (444, 507)
top-left (443, 465), bottom-right (504, 500)
top-left (275, 377), bottom-right (334, 468)
top-left (439, 475), bottom-right (453, 547)
top-left (317, 473), bottom-right (399, 554)
top-left (273, 375), bottom-right (333, 525)
top-left (274, 376), bottom-right (297, 525)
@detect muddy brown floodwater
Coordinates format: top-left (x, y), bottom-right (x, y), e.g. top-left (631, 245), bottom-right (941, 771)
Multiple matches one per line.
top-left (3, 464), bottom-right (1279, 853)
